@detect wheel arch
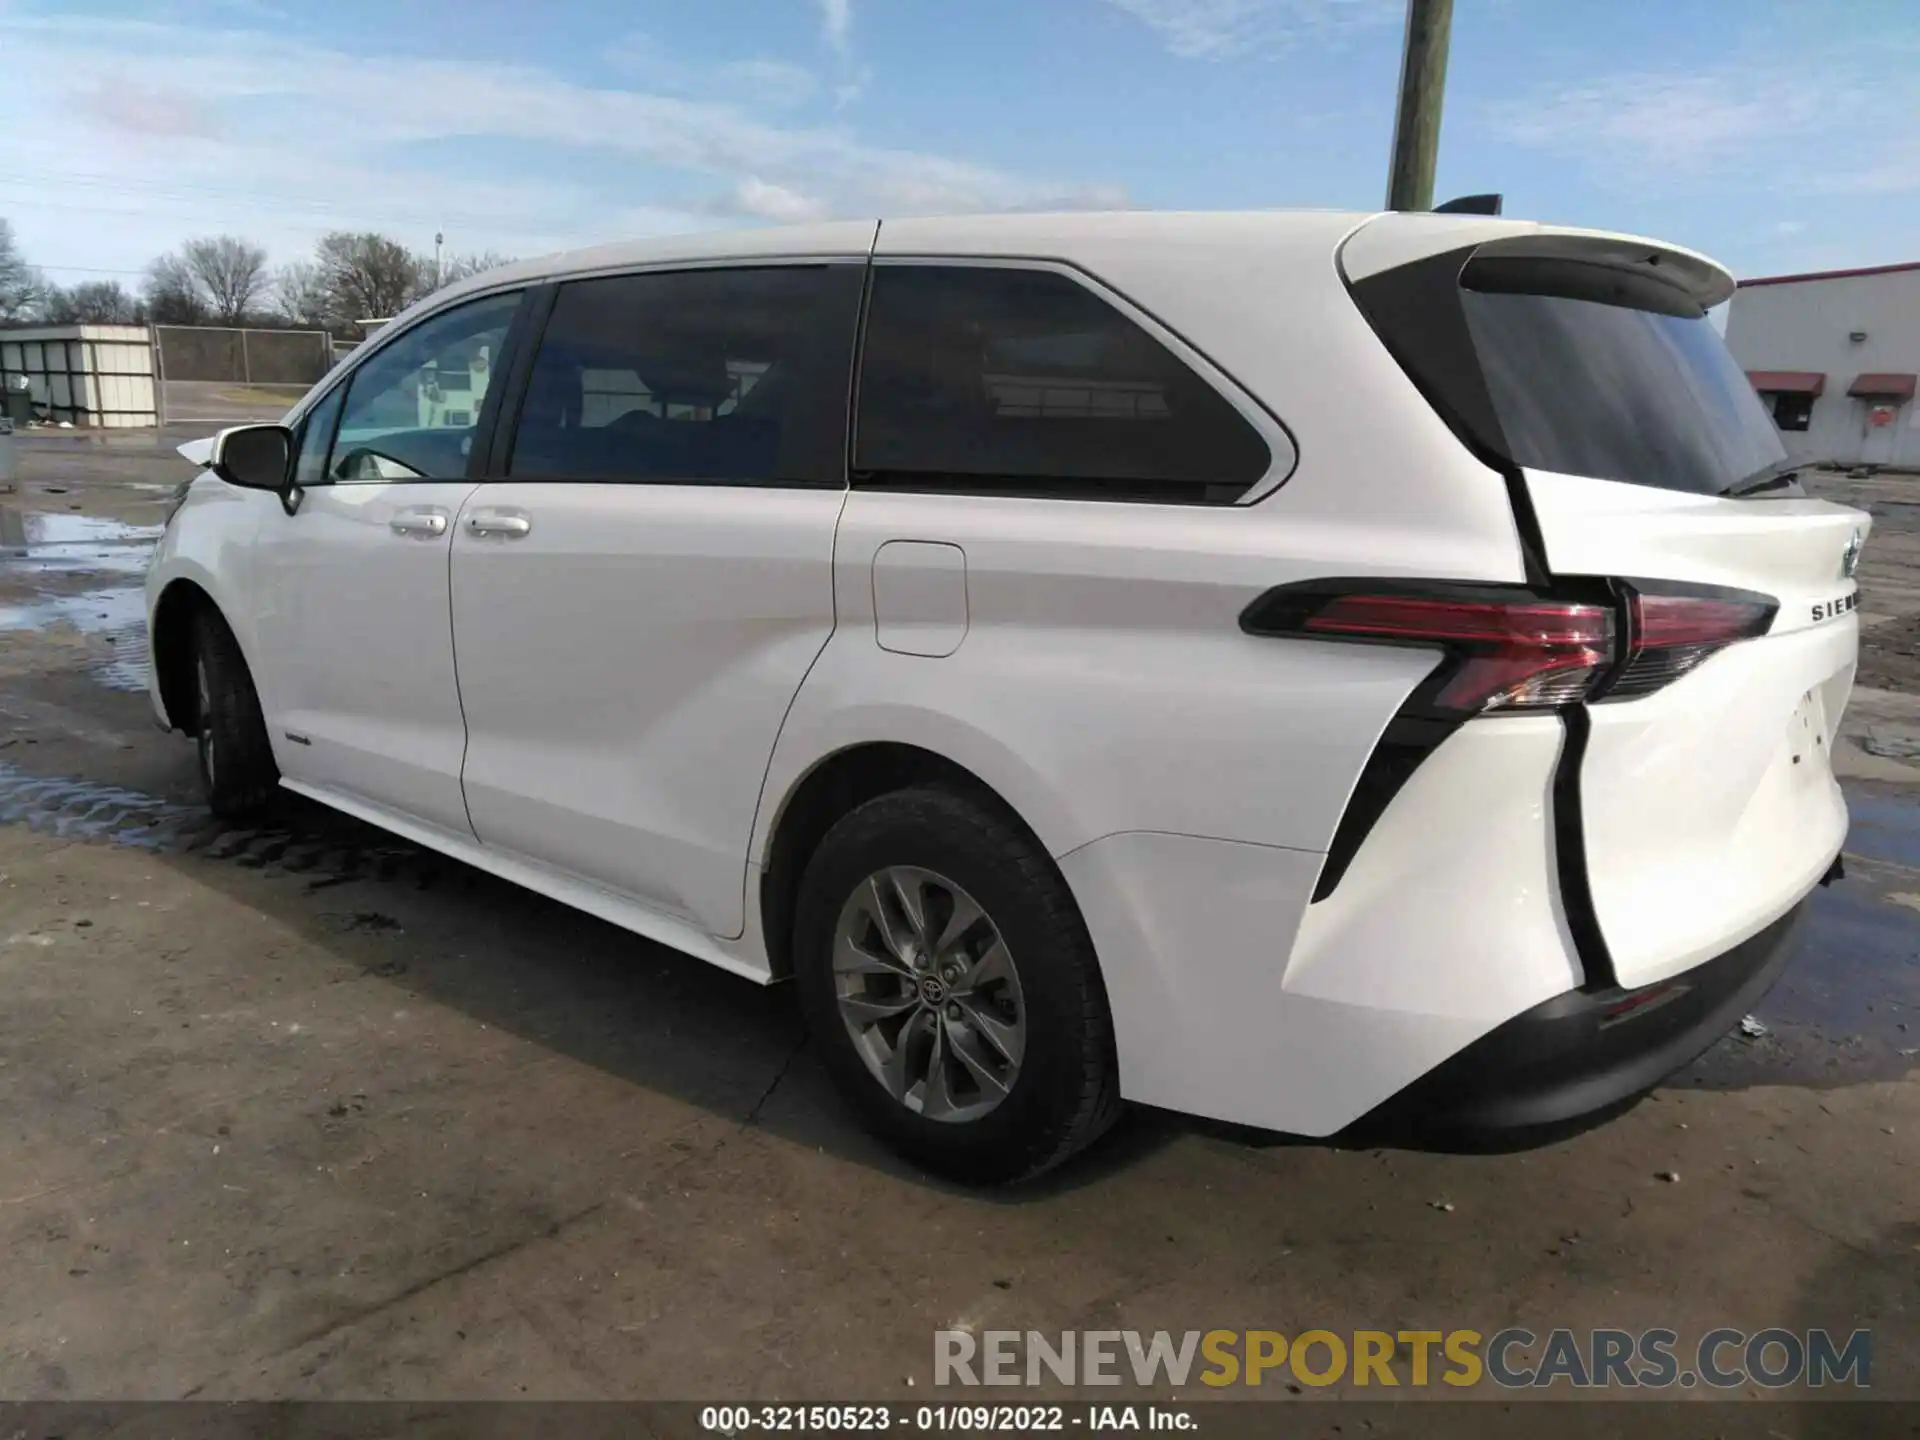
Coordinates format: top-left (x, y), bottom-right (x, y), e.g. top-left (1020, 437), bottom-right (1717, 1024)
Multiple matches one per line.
top-left (150, 576), bottom-right (219, 735)
top-left (757, 740), bottom-right (1059, 981)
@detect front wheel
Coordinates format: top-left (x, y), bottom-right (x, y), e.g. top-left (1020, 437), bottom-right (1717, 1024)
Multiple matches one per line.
top-left (192, 608), bottom-right (279, 820)
top-left (792, 786), bottom-right (1121, 1184)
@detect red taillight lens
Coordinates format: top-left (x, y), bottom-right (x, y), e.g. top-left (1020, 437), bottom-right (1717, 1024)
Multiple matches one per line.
top-left (1244, 580), bottom-right (1779, 716)
top-left (1300, 593), bottom-right (1615, 714)
top-left (1602, 590), bottom-right (1776, 701)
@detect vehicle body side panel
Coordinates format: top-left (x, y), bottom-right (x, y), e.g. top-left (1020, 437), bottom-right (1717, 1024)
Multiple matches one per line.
top-left (1525, 469), bottom-right (1868, 985)
top-left (247, 479), bottom-right (479, 839)
top-left (452, 482), bottom-right (846, 939)
top-left (762, 490), bottom-right (1447, 867)
top-left (1059, 716), bottom-right (1572, 1133)
top-left (143, 478), bottom-right (270, 730)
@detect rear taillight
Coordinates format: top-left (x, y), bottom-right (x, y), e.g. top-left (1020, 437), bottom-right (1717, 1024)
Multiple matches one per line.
top-left (1299, 594), bottom-right (1614, 713)
top-left (1601, 590), bottom-right (1776, 701)
top-left (1241, 580), bottom-right (1776, 718)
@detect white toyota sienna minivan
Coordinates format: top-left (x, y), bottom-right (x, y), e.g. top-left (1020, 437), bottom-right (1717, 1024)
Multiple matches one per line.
top-left (147, 210), bottom-right (1867, 1183)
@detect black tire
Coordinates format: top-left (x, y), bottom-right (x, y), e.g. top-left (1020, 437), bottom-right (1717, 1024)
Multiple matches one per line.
top-left (793, 786), bottom-right (1122, 1184)
top-left (191, 607), bottom-right (279, 820)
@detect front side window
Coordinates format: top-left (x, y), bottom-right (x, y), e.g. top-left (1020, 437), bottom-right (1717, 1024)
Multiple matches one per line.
top-left (507, 265), bottom-right (863, 485)
top-left (328, 291), bottom-right (522, 482)
top-left (291, 384), bottom-right (346, 489)
top-left (854, 265), bottom-right (1272, 503)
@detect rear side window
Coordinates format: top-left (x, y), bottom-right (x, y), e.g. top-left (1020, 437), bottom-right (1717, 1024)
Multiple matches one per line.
top-left (854, 265), bottom-right (1272, 503)
top-left (508, 265), bottom-right (863, 486)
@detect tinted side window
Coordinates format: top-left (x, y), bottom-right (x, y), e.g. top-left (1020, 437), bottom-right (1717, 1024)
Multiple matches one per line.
top-left (854, 266), bottom-right (1272, 503)
top-left (292, 384), bottom-right (346, 489)
top-left (507, 265), bottom-right (864, 486)
top-left (329, 291), bottom-right (522, 482)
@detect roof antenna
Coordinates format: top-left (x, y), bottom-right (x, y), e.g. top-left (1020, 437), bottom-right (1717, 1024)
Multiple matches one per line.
top-left (1433, 193), bottom-right (1503, 215)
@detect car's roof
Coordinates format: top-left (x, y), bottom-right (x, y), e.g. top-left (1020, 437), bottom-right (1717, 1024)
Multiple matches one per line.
top-left (424, 208), bottom-right (1733, 319)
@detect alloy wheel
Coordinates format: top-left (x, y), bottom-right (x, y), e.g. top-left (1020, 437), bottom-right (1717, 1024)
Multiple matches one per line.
top-left (831, 866), bottom-right (1026, 1124)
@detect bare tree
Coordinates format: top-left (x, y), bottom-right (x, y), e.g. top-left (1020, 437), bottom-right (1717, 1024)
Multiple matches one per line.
top-left (180, 236), bottom-right (269, 325)
top-left (420, 250), bottom-right (517, 296)
top-left (0, 218), bottom-right (44, 322)
top-left (314, 231), bottom-right (421, 334)
top-left (39, 280), bottom-right (143, 325)
top-left (271, 260), bottom-right (332, 328)
top-left (144, 253), bottom-right (210, 326)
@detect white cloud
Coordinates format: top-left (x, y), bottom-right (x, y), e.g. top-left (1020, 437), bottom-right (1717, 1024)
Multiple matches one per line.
top-left (1490, 70), bottom-right (1831, 179)
top-left (1105, 0), bottom-right (1397, 59)
top-left (0, 11), bottom-right (1121, 278)
top-left (1488, 46), bottom-right (1920, 194)
top-left (817, 0), bottom-right (853, 57)
top-left (727, 177), bottom-right (829, 224)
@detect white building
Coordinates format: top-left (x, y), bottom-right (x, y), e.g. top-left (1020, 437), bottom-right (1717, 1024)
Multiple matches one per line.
top-left (0, 324), bottom-right (157, 428)
top-left (1725, 262), bottom-right (1920, 470)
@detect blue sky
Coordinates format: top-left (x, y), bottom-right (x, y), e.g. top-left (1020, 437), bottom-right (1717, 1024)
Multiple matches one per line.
top-left (3, 0), bottom-right (1917, 289)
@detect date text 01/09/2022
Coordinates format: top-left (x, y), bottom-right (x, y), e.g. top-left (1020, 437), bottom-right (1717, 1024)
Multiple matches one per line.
top-left (699, 1404), bottom-right (1197, 1432)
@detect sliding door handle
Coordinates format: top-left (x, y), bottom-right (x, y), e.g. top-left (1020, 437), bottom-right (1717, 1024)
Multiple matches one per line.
top-left (467, 512), bottom-right (532, 538)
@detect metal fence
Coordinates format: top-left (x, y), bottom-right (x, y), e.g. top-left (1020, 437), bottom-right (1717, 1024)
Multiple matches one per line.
top-left (153, 325), bottom-right (332, 424)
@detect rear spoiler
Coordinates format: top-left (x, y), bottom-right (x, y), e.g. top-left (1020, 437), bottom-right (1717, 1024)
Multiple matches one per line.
top-left (1339, 213), bottom-right (1736, 311)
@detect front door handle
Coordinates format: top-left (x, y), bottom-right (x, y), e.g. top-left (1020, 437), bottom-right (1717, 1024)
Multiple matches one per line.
top-left (390, 509), bottom-right (448, 537)
top-left (467, 510), bottom-right (532, 538)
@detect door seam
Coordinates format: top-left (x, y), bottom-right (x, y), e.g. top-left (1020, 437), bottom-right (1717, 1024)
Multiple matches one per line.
top-left (730, 483), bottom-right (854, 943)
top-left (446, 483), bottom-right (484, 843)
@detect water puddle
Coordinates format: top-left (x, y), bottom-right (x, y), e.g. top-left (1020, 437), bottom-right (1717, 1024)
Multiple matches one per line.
top-left (1680, 790), bottom-right (1920, 1090)
top-left (0, 585), bottom-right (152, 691)
top-left (0, 586), bottom-right (146, 634)
top-left (0, 507), bottom-right (159, 690)
top-left (0, 508), bottom-right (162, 577)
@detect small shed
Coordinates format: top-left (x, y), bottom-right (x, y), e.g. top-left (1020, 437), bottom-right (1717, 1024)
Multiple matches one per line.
top-left (0, 325), bottom-right (157, 428)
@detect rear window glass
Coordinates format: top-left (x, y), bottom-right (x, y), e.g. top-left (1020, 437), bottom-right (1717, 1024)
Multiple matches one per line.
top-left (1460, 268), bottom-right (1785, 496)
top-left (855, 265), bottom-right (1272, 503)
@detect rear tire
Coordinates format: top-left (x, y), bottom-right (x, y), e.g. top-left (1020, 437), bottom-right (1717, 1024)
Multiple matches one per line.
top-left (192, 608), bottom-right (279, 821)
top-left (793, 786), bottom-right (1121, 1184)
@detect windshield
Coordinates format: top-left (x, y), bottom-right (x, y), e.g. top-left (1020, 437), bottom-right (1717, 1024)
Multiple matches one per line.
top-left (1461, 283), bottom-right (1786, 497)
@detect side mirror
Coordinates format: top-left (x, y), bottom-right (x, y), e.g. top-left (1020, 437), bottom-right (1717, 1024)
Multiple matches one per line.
top-left (208, 424), bottom-right (299, 515)
top-left (209, 424), bottom-right (293, 492)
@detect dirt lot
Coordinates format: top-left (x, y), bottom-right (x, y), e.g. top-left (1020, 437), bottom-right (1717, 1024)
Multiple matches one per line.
top-left (0, 434), bottom-right (1916, 1421)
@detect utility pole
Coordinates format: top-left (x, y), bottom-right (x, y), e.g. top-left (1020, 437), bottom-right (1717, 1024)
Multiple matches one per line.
top-left (434, 232), bottom-right (445, 289)
top-left (1385, 0), bottom-right (1454, 212)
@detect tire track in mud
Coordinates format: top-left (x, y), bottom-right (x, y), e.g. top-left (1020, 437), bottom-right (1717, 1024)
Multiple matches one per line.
top-left (0, 761), bottom-right (452, 893)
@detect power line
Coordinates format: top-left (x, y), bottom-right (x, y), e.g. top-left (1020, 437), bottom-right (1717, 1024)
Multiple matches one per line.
top-left (35, 263), bottom-right (147, 276)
